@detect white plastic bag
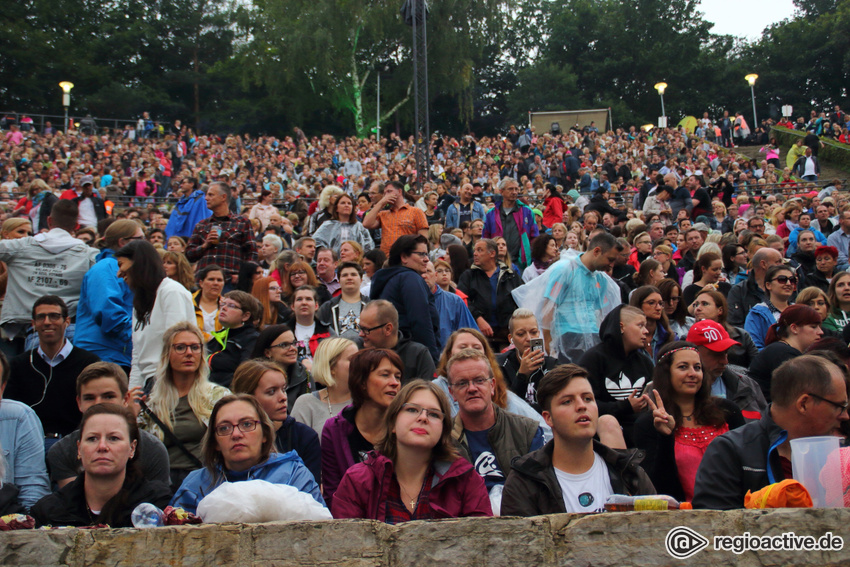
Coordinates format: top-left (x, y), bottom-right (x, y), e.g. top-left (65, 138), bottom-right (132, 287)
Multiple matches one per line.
top-left (197, 479), bottom-right (332, 523)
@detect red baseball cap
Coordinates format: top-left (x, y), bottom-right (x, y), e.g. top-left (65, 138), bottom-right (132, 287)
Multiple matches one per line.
top-left (687, 320), bottom-right (740, 352)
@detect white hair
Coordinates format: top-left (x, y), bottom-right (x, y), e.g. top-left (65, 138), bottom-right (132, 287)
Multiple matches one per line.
top-left (262, 234), bottom-right (283, 253)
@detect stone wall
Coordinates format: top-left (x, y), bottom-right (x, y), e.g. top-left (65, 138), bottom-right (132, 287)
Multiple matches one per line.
top-left (2, 509), bottom-right (848, 566)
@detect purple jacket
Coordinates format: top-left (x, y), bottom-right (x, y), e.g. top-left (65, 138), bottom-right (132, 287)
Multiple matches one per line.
top-left (331, 451), bottom-right (492, 521)
top-left (482, 200), bottom-right (538, 268)
top-left (320, 406), bottom-right (358, 509)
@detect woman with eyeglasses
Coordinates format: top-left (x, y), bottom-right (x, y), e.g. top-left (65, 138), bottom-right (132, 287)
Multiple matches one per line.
top-left (748, 305), bottom-right (823, 403)
top-left (691, 287), bottom-right (758, 367)
top-left (170, 394), bottom-right (324, 515)
top-left (251, 276), bottom-right (293, 329)
top-left (251, 324), bottom-right (312, 407)
top-left (332, 380), bottom-right (491, 522)
top-left (321, 348), bottom-right (403, 509)
top-left (291, 338), bottom-right (358, 436)
top-left (745, 265), bottom-right (797, 350)
top-left (140, 322), bottom-right (230, 488)
top-left (652, 244), bottom-right (679, 285)
top-left (280, 260), bottom-right (331, 306)
top-left (230, 359), bottom-right (321, 483)
top-left (630, 285), bottom-right (673, 360)
top-left (823, 272), bottom-right (850, 334)
top-left (658, 278), bottom-right (693, 340)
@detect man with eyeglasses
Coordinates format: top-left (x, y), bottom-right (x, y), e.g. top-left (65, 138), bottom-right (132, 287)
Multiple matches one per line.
top-left (694, 355), bottom-right (849, 509)
top-left (482, 177), bottom-right (539, 270)
top-left (357, 300), bottom-right (435, 383)
top-left (207, 291), bottom-right (262, 387)
top-left (447, 348), bottom-right (544, 514)
top-left (4, 296), bottom-right (100, 452)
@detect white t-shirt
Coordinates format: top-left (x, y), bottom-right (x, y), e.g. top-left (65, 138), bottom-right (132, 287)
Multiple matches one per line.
top-left (201, 307), bottom-right (218, 333)
top-left (295, 322), bottom-right (316, 361)
top-left (554, 452), bottom-right (614, 513)
top-left (78, 196), bottom-right (97, 228)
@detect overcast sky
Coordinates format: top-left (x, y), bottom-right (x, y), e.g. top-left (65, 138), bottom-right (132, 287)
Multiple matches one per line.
top-left (700, 0), bottom-right (797, 40)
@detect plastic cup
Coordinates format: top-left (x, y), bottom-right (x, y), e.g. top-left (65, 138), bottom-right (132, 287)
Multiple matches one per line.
top-left (790, 436), bottom-right (843, 508)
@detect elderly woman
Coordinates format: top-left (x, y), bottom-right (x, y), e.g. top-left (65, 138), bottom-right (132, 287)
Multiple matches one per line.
top-left (31, 404), bottom-right (171, 527)
top-left (312, 193), bottom-right (374, 253)
top-left (170, 394), bottom-right (324, 514)
top-left (332, 380), bottom-right (491, 522)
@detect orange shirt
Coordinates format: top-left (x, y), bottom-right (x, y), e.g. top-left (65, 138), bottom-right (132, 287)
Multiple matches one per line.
top-left (377, 203), bottom-right (428, 254)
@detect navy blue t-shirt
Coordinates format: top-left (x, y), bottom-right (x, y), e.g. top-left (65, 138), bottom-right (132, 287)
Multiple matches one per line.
top-left (466, 426), bottom-right (545, 490)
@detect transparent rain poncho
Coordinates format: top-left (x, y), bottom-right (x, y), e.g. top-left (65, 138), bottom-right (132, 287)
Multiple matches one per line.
top-left (512, 250), bottom-right (621, 363)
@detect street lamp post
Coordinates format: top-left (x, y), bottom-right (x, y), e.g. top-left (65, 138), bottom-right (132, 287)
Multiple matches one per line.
top-left (745, 74), bottom-right (758, 131)
top-left (654, 82), bottom-right (667, 128)
top-left (59, 81), bottom-right (74, 133)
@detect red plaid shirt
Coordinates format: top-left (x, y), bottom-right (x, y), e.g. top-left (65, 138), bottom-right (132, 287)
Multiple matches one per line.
top-left (185, 213), bottom-right (258, 280)
top-left (383, 469), bottom-right (434, 525)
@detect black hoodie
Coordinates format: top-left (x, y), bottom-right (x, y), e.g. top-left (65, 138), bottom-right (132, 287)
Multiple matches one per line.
top-left (577, 305), bottom-right (654, 431)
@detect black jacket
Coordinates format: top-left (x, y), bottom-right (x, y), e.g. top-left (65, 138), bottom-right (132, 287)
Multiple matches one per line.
top-left (72, 194), bottom-right (107, 223)
top-left (692, 410), bottom-right (787, 510)
top-left (317, 293), bottom-right (369, 338)
top-left (578, 305), bottom-right (654, 428)
top-left (496, 349), bottom-right (558, 411)
top-left (281, 360), bottom-right (312, 407)
top-left (748, 341), bottom-right (801, 403)
top-left (726, 271), bottom-right (766, 327)
top-left (31, 474), bottom-right (171, 527)
top-left (719, 365), bottom-right (768, 420)
top-left (633, 398), bottom-right (744, 502)
top-left (393, 334), bottom-right (437, 384)
top-left (726, 326), bottom-right (759, 368)
top-left (207, 324), bottom-right (260, 387)
top-left (275, 416), bottom-right (321, 483)
top-left (457, 263), bottom-right (521, 330)
top-left (370, 265), bottom-right (441, 362)
top-left (5, 345), bottom-right (101, 436)
top-left (501, 440), bottom-right (656, 516)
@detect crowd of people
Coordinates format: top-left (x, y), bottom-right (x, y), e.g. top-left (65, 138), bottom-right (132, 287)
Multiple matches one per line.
top-left (0, 109), bottom-right (848, 528)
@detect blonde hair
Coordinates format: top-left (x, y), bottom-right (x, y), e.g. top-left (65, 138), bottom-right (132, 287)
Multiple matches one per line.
top-left (147, 322), bottom-right (217, 437)
top-left (0, 218), bottom-right (31, 239)
top-left (312, 338), bottom-right (356, 388)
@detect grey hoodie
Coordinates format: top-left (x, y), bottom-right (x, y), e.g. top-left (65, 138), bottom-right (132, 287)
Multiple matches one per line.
top-left (0, 229), bottom-right (98, 325)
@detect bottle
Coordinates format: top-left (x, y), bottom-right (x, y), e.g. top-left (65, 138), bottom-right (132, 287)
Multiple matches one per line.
top-left (131, 503), bottom-right (165, 528)
top-left (603, 494), bottom-right (693, 511)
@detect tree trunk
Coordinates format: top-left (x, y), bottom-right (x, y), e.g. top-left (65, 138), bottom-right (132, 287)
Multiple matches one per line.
top-left (193, 46), bottom-right (200, 134)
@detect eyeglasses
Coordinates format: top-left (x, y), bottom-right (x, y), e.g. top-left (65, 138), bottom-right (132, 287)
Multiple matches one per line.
top-left (769, 275), bottom-right (797, 286)
top-left (401, 403), bottom-right (444, 422)
top-left (268, 285), bottom-right (281, 291)
top-left (450, 377), bottom-right (492, 391)
top-left (807, 392), bottom-right (849, 414)
top-left (357, 322), bottom-right (388, 334)
top-left (220, 301), bottom-right (243, 310)
top-left (271, 340), bottom-right (297, 350)
top-left (214, 419), bottom-right (260, 436)
top-left (172, 343), bottom-right (202, 354)
top-left (642, 299), bottom-right (665, 308)
top-left (290, 270), bottom-right (307, 277)
top-left (409, 251), bottom-right (429, 258)
top-left (34, 312), bottom-right (64, 322)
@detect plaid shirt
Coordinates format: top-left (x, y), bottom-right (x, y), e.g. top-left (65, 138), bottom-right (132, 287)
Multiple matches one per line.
top-left (185, 213), bottom-right (258, 280)
top-left (383, 469), bottom-right (434, 525)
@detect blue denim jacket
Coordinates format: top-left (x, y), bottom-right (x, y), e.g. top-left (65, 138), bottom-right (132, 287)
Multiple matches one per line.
top-left (0, 399), bottom-right (51, 510)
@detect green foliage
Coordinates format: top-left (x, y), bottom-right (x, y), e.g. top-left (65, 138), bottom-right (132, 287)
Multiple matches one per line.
top-left (771, 126), bottom-right (850, 172)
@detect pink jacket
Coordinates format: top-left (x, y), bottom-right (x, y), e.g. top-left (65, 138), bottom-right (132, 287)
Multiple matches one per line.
top-left (331, 451), bottom-right (493, 522)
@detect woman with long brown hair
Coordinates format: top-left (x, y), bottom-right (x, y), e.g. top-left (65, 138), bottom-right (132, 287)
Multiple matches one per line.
top-left (332, 380), bottom-right (491, 522)
top-left (634, 341), bottom-right (744, 502)
top-left (691, 287), bottom-right (758, 367)
top-left (281, 260), bottom-right (331, 305)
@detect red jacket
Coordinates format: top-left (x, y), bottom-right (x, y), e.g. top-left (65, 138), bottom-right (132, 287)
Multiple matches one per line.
top-left (331, 451), bottom-right (492, 521)
top-left (542, 195), bottom-right (564, 229)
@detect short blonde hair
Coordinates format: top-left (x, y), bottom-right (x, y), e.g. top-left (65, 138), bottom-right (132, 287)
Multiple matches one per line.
top-left (312, 338), bottom-right (356, 388)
